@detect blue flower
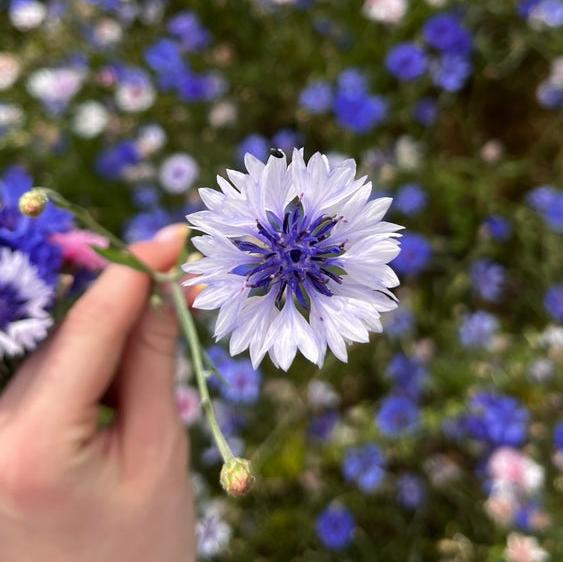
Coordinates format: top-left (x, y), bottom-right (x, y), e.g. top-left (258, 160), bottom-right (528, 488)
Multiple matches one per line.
top-left (544, 285), bottom-right (563, 322)
top-left (337, 68), bottom-right (369, 95)
top-left (167, 11), bottom-right (211, 52)
top-left (394, 183), bottom-right (427, 216)
top-left (272, 128), bottom-right (303, 154)
top-left (533, 0), bottom-right (563, 26)
top-left (309, 410), bottom-right (339, 442)
top-left (237, 134), bottom-right (270, 162)
top-left (376, 395), bottom-right (420, 437)
top-left (386, 353), bottom-right (427, 400)
top-left (519, 0), bottom-right (541, 17)
top-left (554, 422), bottom-right (563, 451)
top-left (123, 208), bottom-right (172, 242)
top-left (482, 215), bottom-right (512, 241)
top-left (384, 307), bottom-right (414, 339)
top-left (216, 358), bottom-right (262, 405)
top-left (527, 185), bottom-right (563, 232)
top-left (397, 474), bottom-right (426, 510)
top-left (470, 260), bottom-right (506, 302)
top-left (464, 392), bottom-right (529, 448)
top-left (95, 141), bottom-right (140, 180)
top-left (316, 504), bottom-right (355, 550)
top-left (459, 311), bottom-right (499, 349)
top-left (432, 54), bottom-right (472, 92)
top-left (386, 42), bottom-right (428, 82)
top-left (342, 443), bottom-right (386, 492)
top-left (334, 90), bottom-right (388, 133)
top-left (145, 38), bottom-right (185, 75)
top-left (133, 185), bottom-right (160, 209)
top-left (413, 97), bottom-right (439, 126)
top-left (391, 233), bottom-right (432, 277)
top-left (423, 14), bottom-right (473, 55)
top-left (299, 81), bottom-right (333, 114)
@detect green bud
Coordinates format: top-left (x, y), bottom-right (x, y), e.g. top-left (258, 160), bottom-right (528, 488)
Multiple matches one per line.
top-left (220, 457), bottom-right (255, 497)
top-left (19, 189), bottom-right (49, 217)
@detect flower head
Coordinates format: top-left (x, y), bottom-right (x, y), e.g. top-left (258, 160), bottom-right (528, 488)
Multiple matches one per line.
top-left (184, 149), bottom-right (402, 371)
top-left (316, 504), bottom-right (355, 550)
top-left (0, 248), bottom-right (53, 358)
top-left (376, 395), bottom-right (420, 437)
top-left (342, 443), bottom-right (386, 492)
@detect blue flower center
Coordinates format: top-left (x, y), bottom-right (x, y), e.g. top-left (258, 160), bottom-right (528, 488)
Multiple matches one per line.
top-left (233, 202), bottom-right (345, 309)
top-left (0, 283), bottom-right (27, 329)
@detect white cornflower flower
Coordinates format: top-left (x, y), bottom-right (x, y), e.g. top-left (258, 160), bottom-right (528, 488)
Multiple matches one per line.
top-left (488, 448), bottom-right (545, 496)
top-left (72, 101), bottom-right (109, 138)
top-left (197, 506), bottom-right (232, 558)
top-left (183, 149), bottom-right (402, 371)
top-left (159, 153), bottom-right (199, 194)
top-left (0, 248), bottom-right (54, 358)
top-left (0, 53), bottom-right (21, 91)
top-left (505, 533), bottom-right (549, 562)
top-left (9, 0), bottom-right (46, 31)
top-left (363, 0), bottom-right (407, 25)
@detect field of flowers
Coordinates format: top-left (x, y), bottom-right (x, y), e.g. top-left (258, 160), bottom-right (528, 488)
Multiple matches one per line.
top-left (1, 0), bottom-right (563, 560)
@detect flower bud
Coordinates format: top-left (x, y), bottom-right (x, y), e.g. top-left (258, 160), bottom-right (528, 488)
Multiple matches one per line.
top-left (220, 457), bottom-right (255, 497)
top-left (19, 189), bottom-right (49, 217)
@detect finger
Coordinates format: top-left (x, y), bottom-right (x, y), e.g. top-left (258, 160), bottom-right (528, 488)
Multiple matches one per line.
top-left (28, 225), bottom-right (189, 425)
top-left (117, 300), bottom-right (182, 463)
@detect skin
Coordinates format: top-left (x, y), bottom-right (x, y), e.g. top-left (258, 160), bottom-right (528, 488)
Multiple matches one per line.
top-left (0, 224), bottom-right (196, 562)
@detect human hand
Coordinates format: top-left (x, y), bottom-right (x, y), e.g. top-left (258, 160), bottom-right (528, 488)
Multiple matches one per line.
top-left (0, 225), bottom-right (195, 562)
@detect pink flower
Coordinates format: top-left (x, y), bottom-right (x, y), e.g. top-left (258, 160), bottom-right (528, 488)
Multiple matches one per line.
top-left (176, 385), bottom-right (201, 427)
top-left (51, 230), bottom-right (109, 271)
top-left (488, 448), bottom-right (544, 495)
top-left (505, 533), bottom-right (548, 562)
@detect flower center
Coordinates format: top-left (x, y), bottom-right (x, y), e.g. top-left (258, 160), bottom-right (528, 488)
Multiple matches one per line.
top-left (233, 202), bottom-right (345, 309)
top-left (0, 282), bottom-right (27, 329)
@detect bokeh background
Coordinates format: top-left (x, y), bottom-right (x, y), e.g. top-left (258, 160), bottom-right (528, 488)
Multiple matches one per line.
top-left (1, 0), bottom-right (563, 560)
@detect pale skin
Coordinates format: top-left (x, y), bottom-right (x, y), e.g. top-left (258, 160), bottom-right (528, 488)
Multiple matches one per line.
top-left (0, 225), bottom-right (196, 562)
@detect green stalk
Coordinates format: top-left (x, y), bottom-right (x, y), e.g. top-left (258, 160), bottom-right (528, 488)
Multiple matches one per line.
top-left (170, 282), bottom-right (235, 463)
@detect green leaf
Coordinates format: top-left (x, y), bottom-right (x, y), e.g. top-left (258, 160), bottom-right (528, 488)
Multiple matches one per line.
top-left (94, 247), bottom-right (152, 274)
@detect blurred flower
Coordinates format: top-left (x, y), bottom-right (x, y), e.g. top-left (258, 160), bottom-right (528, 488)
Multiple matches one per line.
top-left (72, 101), bottom-right (109, 138)
top-left (485, 489), bottom-right (519, 526)
top-left (96, 141), bottom-right (141, 181)
top-left (299, 80), bottom-right (333, 114)
top-left (386, 43), bottom-right (428, 82)
top-left (431, 54), bottom-right (472, 92)
top-left (363, 0), bottom-right (407, 25)
top-left (480, 140), bottom-right (505, 163)
top-left (176, 384), bottom-right (201, 426)
top-left (392, 232), bottom-right (431, 276)
top-left (394, 183), bottom-right (427, 216)
top-left (423, 14), bottom-right (473, 55)
top-left (159, 153), bottom-right (199, 194)
top-left (9, 0), bottom-right (46, 30)
top-left (544, 285), bottom-right (563, 322)
top-left (384, 306), bottom-right (414, 338)
top-left (0, 248), bottom-right (53, 358)
top-left (136, 124), bottom-right (167, 157)
top-left (334, 88), bottom-right (388, 133)
top-left (489, 448), bottom-right (544, 496)
top-left (27, 67), bottom-right (85, 112)
top-left (529, 0), bottom-right (563, 28)
top-left (237, 134), bottom-right (269, 162)
top-left (386, 352), bottom-right (427, 399)
top-left (209, 101), bottom-right (237, 128)
top-left (397, 473), bottom-right (426, 510)
top-left (115, 68), bottom-right (156, 112)
top-left (470, 259), bottom-right (506, 302)
top-left (0, 53), bottom-right (20, 90)
top-left (50, 230), bottom-right (109, 271)
top-left (504, 533), bottom-right (548, 562)
top-left (168, 11), bottom-right (212, 52)
top-left (309, 410), bottom-right (340, 441)
top-left (482, 214), bottom-right (512, 241)
top-left (307, 380), bottom-right (340, 409)
top-left (215, 358), bottom-right (262, 405)
top-left (124, 208), bottom-right (172, 242)
top-left (343, 443), bottom-right (386, 492)
top-left (197, 505), bottom-right (232, 559)
top-left (316, 504), bottom-right (355, 550)
top-left (528, 358), bottom-right (555, 383)
top-left (376, 395), bottom-right (420, 437)
top-left (459, 311), bottom-right (499, 349)
top-left (272, 129), bottom-right (303, 155)
top-left (413, 97), bottom-right (439, 126)
top-left (184, 150), bottom-right (402, 370)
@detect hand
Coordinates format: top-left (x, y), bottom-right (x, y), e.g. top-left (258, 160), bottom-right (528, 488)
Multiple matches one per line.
top-left (0, 225), bottom-right (195, 562)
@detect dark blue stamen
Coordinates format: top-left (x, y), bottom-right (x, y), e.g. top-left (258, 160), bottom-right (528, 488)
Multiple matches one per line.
top-left (0, 283), bottom-right (27, 329)
top-left (232, 202), bottom-right (346, 308)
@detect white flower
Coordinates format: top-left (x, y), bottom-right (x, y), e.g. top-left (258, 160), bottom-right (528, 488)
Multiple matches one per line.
top-left (9, 0), bottom-right (46, 30)
top-left (136, 124), bottom-right (167, 157)
top-left (488, 448), bottom-right (544, 496)
top-left (0, 248), bottom-right (54, 358)
top-left (197, 508), bottom-right (232, 558)
top-left (363, 0), bottom-right (407, 24)
top-left (27, 67), bottom-right (85, 107)
top-left (0, 53), bottom-right (21, 91)
top-left (505, 533), bottom-right (548, 562)
top-left (307, 380), bottom-right (340, 409)
top-left (72, 101), bottom-right (109, 138)
top-left (93, 18), bottom-right (123, 47)
top-left (0, 103), bottom-right (24, 128)
top-left (184, 149), bottom-right (402, 371)
top-left (209, 101), bottom-right (238, 128)
top-left (159, 153), bottom-right (199, 194)
top-left (115, 72), bottom-right (155, 113)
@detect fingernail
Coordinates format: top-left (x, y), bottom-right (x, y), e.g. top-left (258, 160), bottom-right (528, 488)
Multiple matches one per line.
top-left (154, 223), bottom-right (189, 243)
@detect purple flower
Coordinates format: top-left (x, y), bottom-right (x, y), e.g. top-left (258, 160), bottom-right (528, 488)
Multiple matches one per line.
top-left (470, 260), bottom-right (506, 302)
top-left (343, 443), bottom-right (386, 492)
top-left (544, 285), bottom-right (563, 322)
top-left (386, 42), bottom-right (428, 82)
top-left (334, 90), bottom-right (388, 133)
top-left (423, 14), bottom-right (473, 55)
top-left (167, 11), bottom-right (211, 52)
top-left (237, 134), bottom-right (269, 162)
top-left (299, 80), bottom-right (333, 114)
top-left (397, 474), bottom-right (426, 510)
top-left (394, 183), bottom-right (427, 216)
top-left (376, 395), bottom-right (420, 437)
top-left (386, 352), bottom-right (427, 400)
top-left (431, 54), bottom-right (472, 92)
top-left (145, 39), bottom-right (185, 75)
top-left (483, 215), bottom-right (512, 241)
top-left (216, 358), bottom-right (262, 405)
top-left (316, 504), bottom-right (355, 550)
top-left (95, 141), bottom-right (140, 180)
top-left (459, 311), bottom-right (499, 349)
top-left (391, 232), bottom-right (432, 277)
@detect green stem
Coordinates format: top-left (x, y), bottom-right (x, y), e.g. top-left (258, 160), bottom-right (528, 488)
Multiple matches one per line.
top-left (170, 282), bottom-right (235, 463)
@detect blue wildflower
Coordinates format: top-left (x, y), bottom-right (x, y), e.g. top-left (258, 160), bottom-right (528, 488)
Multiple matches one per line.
top-left (432, 54), bottom-right (472, 92)
top-left (334, 90), bottom-right (388, 133)
top-left (483, 215), bottom-right (512, 241)
top-left (386, 43), bottom-right (428, 82)
top-left (123, 208), bottom-right (172, 242)
top-left (133, 185), bottom-right (160, 209)
top-left (385, 307), bottom-right (414, 339)
top-left (342, 443), bottom-right (386, 493)
top-left (386, 353), bottom-right (427, 400)
top-left (464, 392), bottom-right (529, 448)
top-left (167, 11), bottom-right (211, 52)
top-left (337, 68), bottom-right (369, 95)
top-left (309, 410), bottom-right (339, 442)
top-left (316, 504), bottom-right (355, 551)
top-left (95, 141), bottom-right (140, 180)
top-left (391, 233), bottom-right (432, 277)
top-left (272, 128), bottom-right (303, 154)
top-left (470, 260), bottom-right (506, 302)
top-left (299, 81), bottom-right (333, 114)
top-left (394, 183), bottom-right (427, 216)
top-left (554, 422), bottom-right (563, 451)
top-left (544, 285), bottom-right (563, 322)
top-left (537, 81), bottom-right (563, 109)
top-left (237, 134), bottom-right (270, 162)
top-left (413, 97), bottom-right (439, 126)
top-left (423, 14), bottom-right (473, 55)
top-left (397, 474), bottom-right (426, 510)
top-left (458, 311), bottom-right (499, 349)
top-left (377, 395), bottom-right (420, 437)
top-left (217, 358), bottom-right (262, 405)
top-left (144, 39), bottom-right (185, 75)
